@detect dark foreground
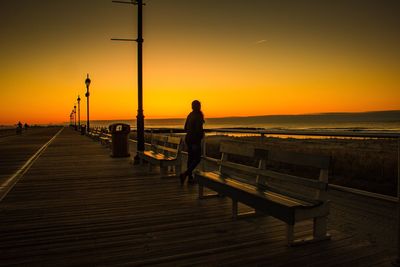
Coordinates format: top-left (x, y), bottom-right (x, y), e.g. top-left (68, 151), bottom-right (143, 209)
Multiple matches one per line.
top-left (0, 128), bottom-right (393, 266)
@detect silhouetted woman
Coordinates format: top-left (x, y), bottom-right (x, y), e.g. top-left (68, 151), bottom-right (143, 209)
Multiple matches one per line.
top-left (180, 100), bottom-right (204, 185)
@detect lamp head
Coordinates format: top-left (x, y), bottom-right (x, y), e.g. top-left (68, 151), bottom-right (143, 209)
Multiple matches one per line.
top-left (85, 74), bottom-right (91, 87)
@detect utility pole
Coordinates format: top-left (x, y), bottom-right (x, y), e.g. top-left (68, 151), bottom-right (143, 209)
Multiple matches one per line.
top-left (112, 0), bottom-right (145, 163)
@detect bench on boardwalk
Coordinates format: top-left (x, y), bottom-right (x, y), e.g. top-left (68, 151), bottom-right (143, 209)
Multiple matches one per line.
top-left (138, 134), bottom-right (183, 176)
top-left (194, 141), bottom-right (331, 246)
top-left (100, 133), bottom-right (112, 146)
top-left (87, 128), bottom-right (102, 140)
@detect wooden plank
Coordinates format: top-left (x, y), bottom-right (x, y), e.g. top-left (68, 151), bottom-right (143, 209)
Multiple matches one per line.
top-left (220, 160), bottom-right (260, 175)
top-left (255, 148), bottom-right (330, 169)
top-left (167, 136), bottom-right (181, 145)
top-left (259, 169), bottom-right (327, 190)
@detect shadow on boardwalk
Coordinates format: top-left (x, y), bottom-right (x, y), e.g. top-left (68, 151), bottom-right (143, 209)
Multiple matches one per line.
top-left (0, 128), bottom-right (393, 266)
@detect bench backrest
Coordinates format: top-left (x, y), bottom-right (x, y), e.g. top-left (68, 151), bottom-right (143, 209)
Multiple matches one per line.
top-left (150, 134), bottom-right (182, 159)
top-left (255, 148), bottom-right (330, 203)
top-left (150, 134), bottom-right (168, 154)
top-left (218, 141), bottom-right (260, 183)
top-left (218, 141), bottom-right (330, 203)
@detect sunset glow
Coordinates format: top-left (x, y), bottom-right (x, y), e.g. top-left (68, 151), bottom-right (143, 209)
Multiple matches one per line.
top-left (0, 0), bottom-right (399, 125)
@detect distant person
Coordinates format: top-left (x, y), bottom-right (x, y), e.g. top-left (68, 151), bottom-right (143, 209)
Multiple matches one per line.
top-left (24, 123), bottom-right (29, 131)
top-left (180, 100), bottom-right (205, 185)
top-left (16, 121), bottom-right (22, 134)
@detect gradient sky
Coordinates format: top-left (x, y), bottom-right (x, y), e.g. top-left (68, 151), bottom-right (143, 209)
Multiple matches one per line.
top-left (0, 0), bottom-right (399, 124)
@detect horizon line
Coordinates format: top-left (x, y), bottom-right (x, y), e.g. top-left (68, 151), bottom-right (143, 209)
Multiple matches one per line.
top-left (88, 109), bottom-right (400, 121)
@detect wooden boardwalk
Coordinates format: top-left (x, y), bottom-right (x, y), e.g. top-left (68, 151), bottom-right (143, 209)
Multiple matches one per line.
top-left (0, 127), bottom-right (393, 266)
top-left (0, 127), bottom-right (61, 184)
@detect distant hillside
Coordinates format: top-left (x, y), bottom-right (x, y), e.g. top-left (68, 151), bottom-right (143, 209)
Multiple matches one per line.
top-left (208, 110), bottom-right (400, 124)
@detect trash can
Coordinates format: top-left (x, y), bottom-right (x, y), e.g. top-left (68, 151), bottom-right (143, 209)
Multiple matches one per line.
top-left (81, 125), bottom-right (86, 135)
top-left (109, 123), bottom-right (130, 157)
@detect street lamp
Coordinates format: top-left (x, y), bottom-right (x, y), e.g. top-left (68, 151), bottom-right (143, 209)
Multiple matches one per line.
top-left (74, 104), bottom-right (77, 130)
top-left (77, 95), bottom-right (81, 129)
top-left (85, 74), bottom-right (91, 132)
top-left (71, 110), bottom-right (74, 127)
top-left (135, 0), bottom-right (145, 163)
top-left (111, 0), bottom-right (145, 163)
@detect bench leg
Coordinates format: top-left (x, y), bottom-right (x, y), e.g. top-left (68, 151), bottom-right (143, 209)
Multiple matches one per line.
top-left (174, 164), bottom-right (181, 177)
top-left (288, 217), bottom-right (331, 246)
top-left (313, 216), bottom-right (330, 241)
top-left (198, 184), bottom-right (204, 198)
top-left (232, 201), bottom-right (261, 219)
top-left (232, 199), bottom-right (238, 219)
top-left (160, 166), bottom-right (168, 176)
top-left (197, 182), bottom-right (222, 199)
top-left (286, 224), bottom-right (295, 246)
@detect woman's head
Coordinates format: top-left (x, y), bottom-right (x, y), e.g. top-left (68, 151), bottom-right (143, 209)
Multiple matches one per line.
top-left (191, 100), bottom-right (201, 112)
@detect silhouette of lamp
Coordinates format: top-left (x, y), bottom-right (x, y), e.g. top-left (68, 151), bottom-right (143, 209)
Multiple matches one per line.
top-left (85, 74), bottom-right (91, 132)
top-left (111, 0), bottom-right (145, 164)
top-left (71, 110), bottom-right (74, 127)
top-left (77, 95), bottom-right (81, 129)
top-left (74, 104), bottom-right (77, 130)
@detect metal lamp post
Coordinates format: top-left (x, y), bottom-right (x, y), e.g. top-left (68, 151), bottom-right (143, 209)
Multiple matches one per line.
top-left (85, 74), bottom-right (91, 132)
top-left (77, 95), bottom-right (81, 129)
top-left (71, 110), bottom-right (74, 127)
top-left (111, 0), bottom-right (145, 164)
top-left (74, 104), bottom-right (77, 130)
top-left (135, 0), bottom-right (145, 163)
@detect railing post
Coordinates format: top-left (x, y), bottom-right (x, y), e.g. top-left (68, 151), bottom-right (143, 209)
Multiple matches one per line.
top-left (260, 132), bottom-right (265, 144)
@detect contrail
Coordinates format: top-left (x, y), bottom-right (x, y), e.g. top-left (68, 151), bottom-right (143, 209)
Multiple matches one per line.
top-left (255, 39), bottom-right (267, 44)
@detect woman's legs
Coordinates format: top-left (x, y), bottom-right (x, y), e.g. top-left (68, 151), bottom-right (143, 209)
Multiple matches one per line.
top-left (181, 142), bottom-right (201, 184)
top-left (186, 142), bottom-right (201, 177)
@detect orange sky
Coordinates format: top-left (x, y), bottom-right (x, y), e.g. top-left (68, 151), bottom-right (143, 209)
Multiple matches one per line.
top-left (0, 0), bottom-right (399, 125)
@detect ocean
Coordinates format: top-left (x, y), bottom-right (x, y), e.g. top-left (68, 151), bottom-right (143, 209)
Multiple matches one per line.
top-left (90, 110), bottom-right (400, 132)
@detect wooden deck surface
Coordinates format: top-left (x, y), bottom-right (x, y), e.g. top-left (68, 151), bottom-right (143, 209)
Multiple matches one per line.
top-left (0, 127), bottom-right (393, 266)
top-left (0, 127), bottom-right (61, 184)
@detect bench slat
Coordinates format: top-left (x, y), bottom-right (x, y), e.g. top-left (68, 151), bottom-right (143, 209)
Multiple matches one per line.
top-left (155, 145), bottom-right (179, 154)
top-left (258, 169), bottom-right (327, 190)
top-left (255, 149), bottom-right (330, 169)
top-left (167, 136), bottom-right (182, 145)
top-left (220, 161), bottom-right (259, 176)
top-left (258, 184), bottom-right (321, 205)
top-left (220, 160), bottom-right (327, 190)
top-left (143, 151), bottom-right (176, 161)
top-left (150, 134), bottom-right (167, 142)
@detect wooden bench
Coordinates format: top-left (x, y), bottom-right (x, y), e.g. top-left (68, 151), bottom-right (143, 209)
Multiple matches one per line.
top-left (194, 141), bottom-right (331, 246)
top-left (87, 128), bottom-right (102, 140)
top-left (138, 134), bottom-right (183, 176)
top-left (100, 133), bottom-right (112, 147)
